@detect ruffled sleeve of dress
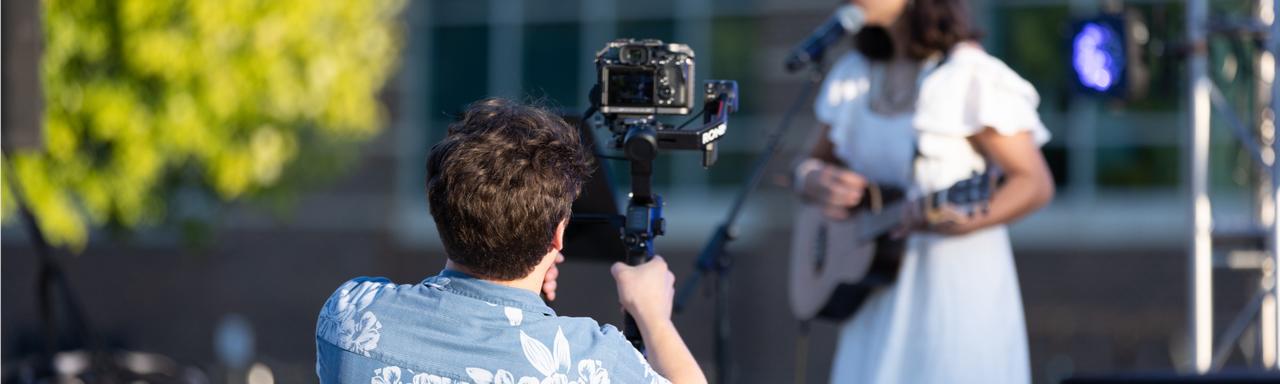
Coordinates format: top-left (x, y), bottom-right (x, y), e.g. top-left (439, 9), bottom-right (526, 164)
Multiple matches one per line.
top-left (913, 45), bottom-right (1051, 146)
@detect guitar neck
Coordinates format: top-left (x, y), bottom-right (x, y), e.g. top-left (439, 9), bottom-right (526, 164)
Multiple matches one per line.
top-left (856, 200), bottom-right (913, 242)
top-left (855, 175), bottom-right (992, 240)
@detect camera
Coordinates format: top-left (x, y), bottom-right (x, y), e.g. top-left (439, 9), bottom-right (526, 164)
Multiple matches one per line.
top-left (588, 39), bottom-right (738, 167)
top-left (595, 39), bottom-right (696, 115)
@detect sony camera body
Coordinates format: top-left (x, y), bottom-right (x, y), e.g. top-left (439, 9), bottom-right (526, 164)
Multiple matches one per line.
top-left (595, 39), bottom-right (695, 115)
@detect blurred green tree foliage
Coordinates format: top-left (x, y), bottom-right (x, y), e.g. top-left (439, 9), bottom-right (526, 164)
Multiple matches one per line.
top-left (1, 0), bottom-right (405, 251)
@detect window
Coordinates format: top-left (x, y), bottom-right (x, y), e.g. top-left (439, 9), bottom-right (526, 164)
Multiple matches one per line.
top-left (522, 22), bottom-right (580, 108)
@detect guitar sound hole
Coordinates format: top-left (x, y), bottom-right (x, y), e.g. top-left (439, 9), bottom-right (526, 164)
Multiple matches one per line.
top-left (813, 224), bottom-right (827, 272)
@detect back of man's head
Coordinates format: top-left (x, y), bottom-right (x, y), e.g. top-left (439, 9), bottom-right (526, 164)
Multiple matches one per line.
top-left (426, 98), bottom-right (592, 280)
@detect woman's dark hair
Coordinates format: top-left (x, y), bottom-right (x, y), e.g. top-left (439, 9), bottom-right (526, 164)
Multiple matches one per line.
top-left (855, 0), bottom-right (982, 61)
top-left (426, 98), bottom-right (593, 280)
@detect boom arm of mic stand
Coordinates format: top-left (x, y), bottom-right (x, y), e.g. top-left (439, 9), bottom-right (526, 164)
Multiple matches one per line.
top-left (671, 67), bottom-right (823, 384)
top-left (675, 68), bottom-right (824, 311)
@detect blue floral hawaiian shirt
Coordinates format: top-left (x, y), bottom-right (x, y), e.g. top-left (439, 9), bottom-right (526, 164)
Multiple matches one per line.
top-left (315, 269), bottom-right (672, 384)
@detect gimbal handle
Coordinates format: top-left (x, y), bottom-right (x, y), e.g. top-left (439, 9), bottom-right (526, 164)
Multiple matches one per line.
top-left (602, 80), bottom-right (739, 351)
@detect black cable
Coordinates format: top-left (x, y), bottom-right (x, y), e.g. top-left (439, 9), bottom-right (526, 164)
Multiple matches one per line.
top-left (579, 87), bottom-right (638, 163)
top-left (595, 154), bottom-right (630, 161)
top-left (1, 146), bottom-right (109, 379)
top-left (675, 108), bottom-right (706, 130)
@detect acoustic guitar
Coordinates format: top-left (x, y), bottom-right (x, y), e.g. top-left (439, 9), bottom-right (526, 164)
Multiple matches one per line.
top-left (788, 170), bottom-right (997, 322)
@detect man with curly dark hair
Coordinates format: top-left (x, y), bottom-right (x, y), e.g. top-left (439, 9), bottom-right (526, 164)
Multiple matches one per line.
top-left (316, 98), bottom-right (705, 384)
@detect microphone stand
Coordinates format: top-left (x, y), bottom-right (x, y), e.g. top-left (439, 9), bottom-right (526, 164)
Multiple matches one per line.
top-left (673, 65), bottom-right (825, 384)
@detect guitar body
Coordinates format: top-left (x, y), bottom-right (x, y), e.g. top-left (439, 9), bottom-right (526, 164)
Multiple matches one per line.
top-left (788, 203), bottom-right (906, 322)
top-left (788, 171), bottom-right (995, 322)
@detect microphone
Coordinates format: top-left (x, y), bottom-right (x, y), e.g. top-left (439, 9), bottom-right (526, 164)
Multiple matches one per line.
top-left (784, 5), bottom-right (865, 73)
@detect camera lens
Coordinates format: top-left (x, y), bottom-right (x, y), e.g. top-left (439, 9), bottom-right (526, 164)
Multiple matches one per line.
top-left (622, 47), bottom-right (648, 65)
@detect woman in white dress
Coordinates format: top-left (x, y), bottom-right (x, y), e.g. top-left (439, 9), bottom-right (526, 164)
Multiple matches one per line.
top-left (794, 0), bottom-right (1055, 383)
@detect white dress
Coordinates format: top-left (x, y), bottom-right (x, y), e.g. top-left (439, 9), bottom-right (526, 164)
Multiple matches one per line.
top-left (815, 44), bottom-right (1050, 384)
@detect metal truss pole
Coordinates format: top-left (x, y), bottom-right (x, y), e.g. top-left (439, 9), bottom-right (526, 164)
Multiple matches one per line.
top-left (1269, 0), bottom-right (1280, 370)
top-left (1188, 0), bottom-right (1213, 374)
top-left (1260, 0), bottom-right (1279, 366)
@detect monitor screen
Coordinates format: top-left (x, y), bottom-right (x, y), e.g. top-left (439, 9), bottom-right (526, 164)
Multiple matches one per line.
top-left (606, 68), bottom-right (655, 107)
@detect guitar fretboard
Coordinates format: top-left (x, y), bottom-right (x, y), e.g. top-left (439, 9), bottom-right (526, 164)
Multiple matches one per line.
top-left (855, 201), bottom-right (911, 242)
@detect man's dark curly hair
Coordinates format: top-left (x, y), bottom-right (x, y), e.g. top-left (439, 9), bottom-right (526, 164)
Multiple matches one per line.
top-left (426, 98), bottom-right (593, 280)
top-left (855, 0), bottom-right (982, 61)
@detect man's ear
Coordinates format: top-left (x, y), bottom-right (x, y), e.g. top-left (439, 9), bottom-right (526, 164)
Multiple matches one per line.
top-left (551, 218), bottom-right (568, 251)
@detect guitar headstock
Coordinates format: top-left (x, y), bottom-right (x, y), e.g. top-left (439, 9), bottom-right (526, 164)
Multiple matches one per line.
top-left (946, 168), bottom-right (999, 204)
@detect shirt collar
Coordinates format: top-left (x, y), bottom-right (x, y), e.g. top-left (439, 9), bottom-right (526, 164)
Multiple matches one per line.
top-left (424, 269), bottom-right (556, 316)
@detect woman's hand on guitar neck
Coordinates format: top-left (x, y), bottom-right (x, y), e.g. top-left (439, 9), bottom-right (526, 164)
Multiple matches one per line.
top-left (924, 206), bottom-right (982, 235)
top-left (896, 128), bottom-right (1055, 236)
top-left (797, 159), bottom-right (868, 219)
top-left (898, 202), bottom-right (982, 237)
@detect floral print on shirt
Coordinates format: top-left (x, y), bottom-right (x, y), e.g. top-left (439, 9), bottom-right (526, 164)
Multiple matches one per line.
top-left (317, 273), bottom-right (672, 384)
top-left (318, 279), bottom-right (391, 356)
